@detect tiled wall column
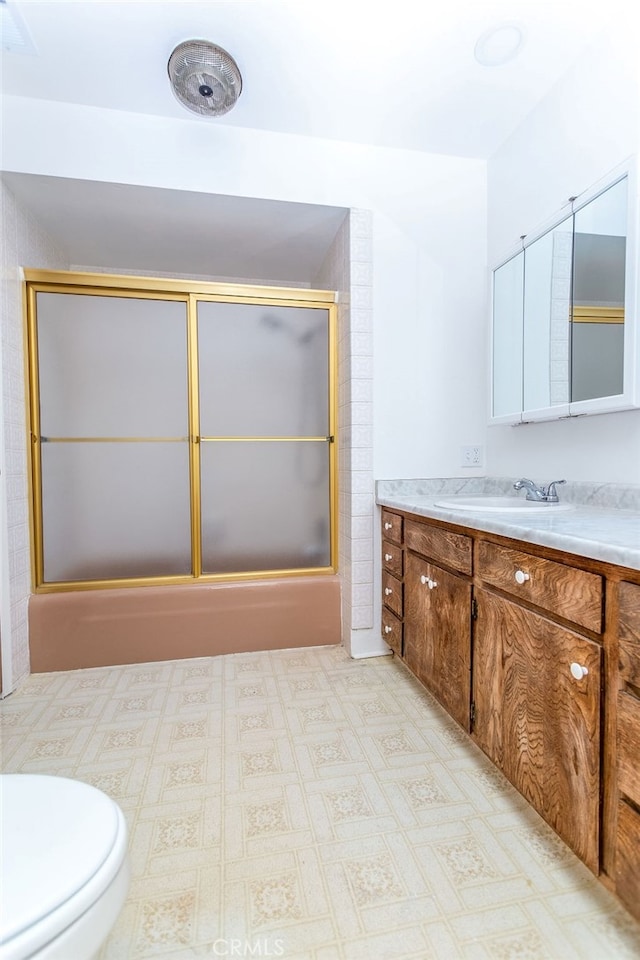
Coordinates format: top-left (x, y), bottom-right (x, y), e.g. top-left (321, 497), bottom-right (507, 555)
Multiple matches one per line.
top-left (0, 182), bottom-right (68, 692)
top-left (314, 209), bottom-right (375, 656)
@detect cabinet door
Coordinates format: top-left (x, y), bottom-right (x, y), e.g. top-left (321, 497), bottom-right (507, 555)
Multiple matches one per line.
top-left (405, 552), bottom-right (472, 730)
top-left (473, 589), bottom-right (601, 872)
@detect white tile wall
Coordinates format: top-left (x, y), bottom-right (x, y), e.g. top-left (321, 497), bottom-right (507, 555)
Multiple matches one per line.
top-left (0, 181), bottom-right (69, 691)
top-left (314, 209), bottom-right (374, 653)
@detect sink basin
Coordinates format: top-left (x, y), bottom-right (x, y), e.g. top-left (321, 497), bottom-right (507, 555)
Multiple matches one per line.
top-left (433, 496), bottom-right (575, 513)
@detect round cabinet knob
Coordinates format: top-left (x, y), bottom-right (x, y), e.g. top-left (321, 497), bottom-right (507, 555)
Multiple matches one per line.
top-left (428, 579), bottom-right (438, 590)
top-left (570, 662), bottom-right (589, 680)
top-left (385, 553), bottom-right (393, 562)
top-left (514, 569), bottom-right (530, 585)
top-left (385, 587), bottom-right (393, 596)
top-left (384, 625), bottom-right (392, 634)
top-left (384, 522), bottom-right (392, 530)
top-left (420, 575), bottom-right (428, 585)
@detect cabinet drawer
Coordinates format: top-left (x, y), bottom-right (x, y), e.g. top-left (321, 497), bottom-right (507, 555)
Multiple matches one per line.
top-left (381, 510), bottom-right (403, 546)
top-left (382, 539), bottom-right (403, 577)
top-left (617, 691), bottom-right (640, 808)
top-left (615, 800), bottom-right (640, 922)
top-left (405, 520), bottom-right (472, 575)
top-left (477, 540), bottom-right (603, 633)
top-left (382, 571), bottom-right (403, 618)
top-left (382, 606), bottom-right (403, 656)
top-left (619, 581), bottom-right (640, 688)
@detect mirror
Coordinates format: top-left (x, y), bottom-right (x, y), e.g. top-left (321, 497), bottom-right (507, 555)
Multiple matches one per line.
top-left (523, 214), bottom-right (573, 413)
top-left (492, 251), bottom-right (523, 419)
top-left (491, 164), bottom-right (636, 424)
top-left (571, 177), bottom-right (626, 402)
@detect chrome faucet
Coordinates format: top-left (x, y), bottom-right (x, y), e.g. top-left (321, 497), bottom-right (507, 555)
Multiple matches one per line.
top-left (513, 478), bottom-right (566, 503)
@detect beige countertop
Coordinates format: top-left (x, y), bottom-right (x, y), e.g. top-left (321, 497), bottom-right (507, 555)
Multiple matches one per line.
top-left (376, 478), bottom-right (640, 572)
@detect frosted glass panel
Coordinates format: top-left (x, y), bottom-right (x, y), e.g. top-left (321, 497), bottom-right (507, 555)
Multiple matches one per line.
top-left (198, 302), bottom-right (329, 436)
top-left (200, 441), bottom-right (330, 573)
top-left (41, 442), bottom-right (191, 581)
top-left (37, 293), bottom-right (188, 437)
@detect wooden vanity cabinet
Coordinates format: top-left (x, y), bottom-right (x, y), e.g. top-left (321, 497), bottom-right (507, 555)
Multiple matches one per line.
top-left (380, 506), bottom-right (640, 911)
top-left (615, 581), bottom-right (640, 919)
top-left (404, 520), bottom-right (473, 730)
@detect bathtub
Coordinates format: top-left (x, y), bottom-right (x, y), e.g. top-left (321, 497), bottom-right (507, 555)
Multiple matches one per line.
top-left (28, 576), bottom-right (342, 671)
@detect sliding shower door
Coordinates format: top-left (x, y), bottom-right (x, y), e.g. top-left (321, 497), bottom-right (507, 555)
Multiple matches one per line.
top-left (197, 301), bottom-right (332, 573)
top-left (33, 291), bottom-right (192, 584)
top-left (26, 274), bottom-right (336, 589)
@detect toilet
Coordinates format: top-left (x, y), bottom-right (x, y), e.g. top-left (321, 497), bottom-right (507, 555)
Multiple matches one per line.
top-left (0, 774), bottom-right (129, 960)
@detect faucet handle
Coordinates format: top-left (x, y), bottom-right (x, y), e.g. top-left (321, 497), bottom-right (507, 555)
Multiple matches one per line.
top-left (545, 479), bottom-right (566, 500)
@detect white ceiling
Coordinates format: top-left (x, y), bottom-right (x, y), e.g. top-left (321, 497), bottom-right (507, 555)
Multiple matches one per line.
top-left (0, 0), bottom-right (635, 280)
top-left (2, 0), bottom-right (632, 158)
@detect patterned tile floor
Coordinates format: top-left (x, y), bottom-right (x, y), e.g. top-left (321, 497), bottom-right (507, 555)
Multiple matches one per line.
top-left (2, 644), bottom-right (640, 959)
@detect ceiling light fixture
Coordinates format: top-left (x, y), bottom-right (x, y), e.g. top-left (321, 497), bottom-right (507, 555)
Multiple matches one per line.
top-left (168, 39), bottom-right (242, 117)
top-left (474, 23), bottom-right (525, 67)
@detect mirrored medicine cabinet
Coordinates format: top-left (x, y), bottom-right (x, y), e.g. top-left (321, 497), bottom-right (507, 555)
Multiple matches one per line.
top-left (491, 159), bottom-right (639, 424)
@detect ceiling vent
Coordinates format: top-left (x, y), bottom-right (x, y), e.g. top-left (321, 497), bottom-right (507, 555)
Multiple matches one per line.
top-left (167, 39), bottom-right (242, 117)
top-left (0, 0), bottom-right (37, 55)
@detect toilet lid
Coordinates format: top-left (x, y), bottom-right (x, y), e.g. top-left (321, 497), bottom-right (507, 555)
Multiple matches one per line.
top-left (0, 774), bottom-right (124, 946)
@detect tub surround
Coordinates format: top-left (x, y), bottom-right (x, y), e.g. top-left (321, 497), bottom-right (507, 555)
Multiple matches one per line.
top-left (376, 478), bottom-right (640, 572)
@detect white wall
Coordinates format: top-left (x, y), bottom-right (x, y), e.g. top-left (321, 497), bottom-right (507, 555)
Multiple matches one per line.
top-left (1, 95), bottom-right (488, 485)
top-left (487, 26), bottom-right (640, 483)
top-left (0, 181), bottom-right (69, 690)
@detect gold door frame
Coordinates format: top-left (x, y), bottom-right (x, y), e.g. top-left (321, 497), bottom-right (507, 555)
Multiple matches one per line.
top-left (24, 269), bottom-right (338, 592)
